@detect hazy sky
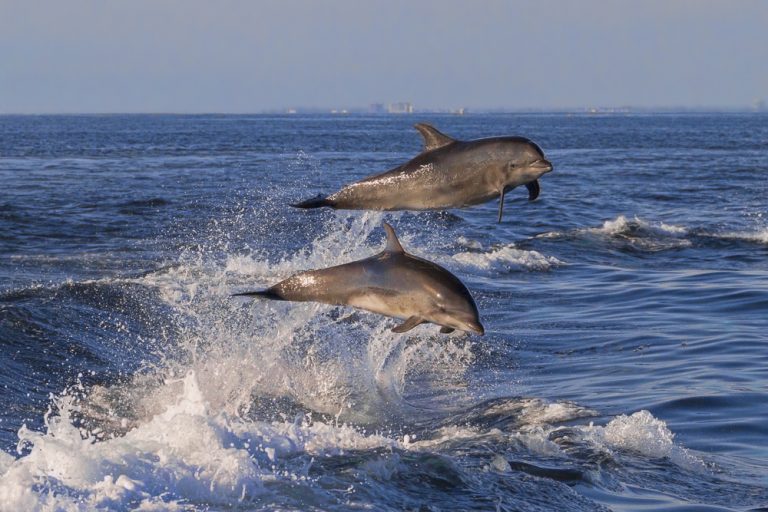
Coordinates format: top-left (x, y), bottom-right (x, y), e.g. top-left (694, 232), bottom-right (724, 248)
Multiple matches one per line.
top-left (1, 0), bottom-right (767, 113)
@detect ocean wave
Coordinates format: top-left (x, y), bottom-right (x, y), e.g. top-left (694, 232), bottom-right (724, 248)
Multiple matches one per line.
top-left (0, 372), bottom-right (400, 511)
top-left (0, 373), bottom-right (705, 512)
top-left (0, 213), bottom-right (524, 510)
top-left (451, 244), bottom-right (564, 272)
top-left (127, 212), bottom-right (477, 424)
top-left (711, 227), bottom-right (768, 245)
top-left (407, 402), bottom-right (705, 477)
top-left (583, 410), bottom-right (707, 470)
top-left (593, 215), bottom-right (688, 237)
top-left (599, 410), bottom-right (677, 458)
top-left (458, 397), bottom-right (597, 429)
top-left (536, 214), bottom-right (768, 251)
top-left (507, 410), bottom-right (709, 479)
top-left (516, 398), bottom-right (597, 426)
top-left (536, 215), bottom-right (692, 252)
top-left (3, 212), bottom-right (479, 432)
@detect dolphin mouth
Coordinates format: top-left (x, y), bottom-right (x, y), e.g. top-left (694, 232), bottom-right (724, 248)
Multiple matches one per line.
top-left (531, 159), bottom-right (553, 172)
top-left (467, 321), bottom-right (485, 336)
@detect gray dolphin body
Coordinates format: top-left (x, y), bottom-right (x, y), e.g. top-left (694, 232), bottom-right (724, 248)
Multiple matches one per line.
top-left (234, 223), bottom-right (484, 335)
top-left (293, 123), bottom-right (553, 222)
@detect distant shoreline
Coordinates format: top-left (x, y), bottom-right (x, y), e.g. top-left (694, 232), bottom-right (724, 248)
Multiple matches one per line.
top-left (1, 109), bottom-right (766, 116)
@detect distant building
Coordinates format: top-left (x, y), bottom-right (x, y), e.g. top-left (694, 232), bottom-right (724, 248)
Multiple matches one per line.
top-left (388, 102), bottom-right (413, 114)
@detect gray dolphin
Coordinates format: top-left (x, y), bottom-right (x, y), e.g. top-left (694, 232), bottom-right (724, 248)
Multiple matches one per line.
top-left (292, 123), bottom-right (553, 222)
top-left (234, 223), bottom-right (484, 335)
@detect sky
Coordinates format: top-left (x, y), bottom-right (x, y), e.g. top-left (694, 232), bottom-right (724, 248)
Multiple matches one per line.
top-left (1, 0), bottom-right (767, 113)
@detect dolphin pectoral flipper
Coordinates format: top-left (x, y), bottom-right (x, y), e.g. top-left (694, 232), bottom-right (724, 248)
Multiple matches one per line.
top-left (439, 326), bottom-right (455, 334)
top-left (414, 123), bottom-right (456, 152)
top-left (392, 315), bottom-right (426, 333)
top-left (497, 189), bottom-right (506, 223)
top-left (526, 180), bottom-right (540, 201)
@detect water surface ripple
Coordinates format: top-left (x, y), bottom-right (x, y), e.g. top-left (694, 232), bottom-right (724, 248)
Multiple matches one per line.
top-left (0, 114), bottom-right (766, 511)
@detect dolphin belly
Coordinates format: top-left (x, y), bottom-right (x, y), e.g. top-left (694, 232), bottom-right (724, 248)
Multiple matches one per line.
top-left (346, 292), bottom-right (404, 319)
top-left (345, 287), bottom-right (428, 320)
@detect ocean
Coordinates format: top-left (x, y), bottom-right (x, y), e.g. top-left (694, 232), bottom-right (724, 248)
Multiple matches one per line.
top-left (0, 113), bottom-right (766, 511)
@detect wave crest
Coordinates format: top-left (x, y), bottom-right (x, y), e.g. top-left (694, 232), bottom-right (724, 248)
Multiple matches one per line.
top-left (1, 371), bottom-right (399, 510)
top-left (452, 244), bottom-right (564, 272)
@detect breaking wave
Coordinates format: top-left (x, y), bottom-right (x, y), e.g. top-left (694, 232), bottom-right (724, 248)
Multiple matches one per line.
top-left (0, 369), bottom-right (705, 511)
top-left (0, 210), bottom-right (713, 511)
top-left (536, 214), bottom-right (768, 253)
top-left (0, 213), bottom-right (483, 509)
top-left (450, 239), bottom-right (564, 272)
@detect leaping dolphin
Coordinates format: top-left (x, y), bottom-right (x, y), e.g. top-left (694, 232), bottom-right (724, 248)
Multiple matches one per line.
top-left (234, 223), bottom-right (484, 335)
top-left (292, 123), bottom-right (553, 222)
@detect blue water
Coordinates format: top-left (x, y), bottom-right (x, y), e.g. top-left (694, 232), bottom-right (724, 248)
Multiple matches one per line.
top-left (0, 114), bottom-right (766, 511)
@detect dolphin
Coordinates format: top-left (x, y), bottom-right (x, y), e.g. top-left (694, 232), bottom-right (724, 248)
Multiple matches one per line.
top-left (234, 223), bottom-right (484, 335)
top-left (292, 123), bottom-right (553, 222)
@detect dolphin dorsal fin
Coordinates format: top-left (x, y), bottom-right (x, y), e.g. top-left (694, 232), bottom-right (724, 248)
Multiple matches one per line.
top-left (414, 123), bottom-right (455, 152)
top-left (382, 222), bottom-right (405, 253)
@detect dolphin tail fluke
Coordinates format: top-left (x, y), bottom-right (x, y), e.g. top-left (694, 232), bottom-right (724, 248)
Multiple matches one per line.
top-left (290, 194), bottom-right (333, 209)
top-left (232, 289), bottom-right (285, 301)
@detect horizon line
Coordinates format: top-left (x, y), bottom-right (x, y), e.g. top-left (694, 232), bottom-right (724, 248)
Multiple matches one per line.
top-left (1, 106), bottom-right (766, 116)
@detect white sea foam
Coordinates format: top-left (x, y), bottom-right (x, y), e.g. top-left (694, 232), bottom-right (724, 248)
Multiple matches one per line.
top-left (591, 215), bottom-right (688, 238)
top-left (517, 399), bottom-right (597, 426)
top-left (455, 236), bottom-right (483, 250)
top-left (404, 399), bottom-right (596, 455)
top-left (0, 212), bottom-right (484, 510)
top-left (0, 372), bottom-right (400, 511)
top-left (0, 209), bottom-right (710, 509)
top-left (715, 227), bottom-right (768, 245)
top-left (582, 411), bottom-right (705, 470)
top-left (400, 404), bottom-right (701, 473)
top-left (451, 244), bottom-right (564, 272)
top-left (0, 451), bottom-right (12, 476)
top-left (407, 425), bottom-right (486, 450)
top-left (559, 410), bottom-right (705, 472)
top-left (600, 410), bottom-right (676, 458)
top-left (599, 214), bottom-right (768, 249)
top-left (535, 215), bottom-right (692, 251)
top-left (503, 408), bottom-right (705, 471)
top-left (485, 399), bottom-right (598, 457)
top-left (140, 211), bottom-right (391, 303)
top-left (537, 215), bottom-right (768, 250)
top-left (0, 390), bottom-right (704, 510)
top-left (511, 427), bottom-right (564, 457)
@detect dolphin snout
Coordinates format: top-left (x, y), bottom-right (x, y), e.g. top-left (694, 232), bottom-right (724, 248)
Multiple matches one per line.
top-left (532, 159), bottom-right (553, 172)
top-left (468, 321), bottom-right (485, 336)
